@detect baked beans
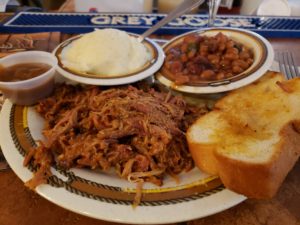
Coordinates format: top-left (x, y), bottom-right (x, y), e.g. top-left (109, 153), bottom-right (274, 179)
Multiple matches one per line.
top-left (163, 32), bottom-right (254, 85)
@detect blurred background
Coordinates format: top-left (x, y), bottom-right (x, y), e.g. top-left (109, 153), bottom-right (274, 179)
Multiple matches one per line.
top-left (2, 0), bottom-right (300, 16)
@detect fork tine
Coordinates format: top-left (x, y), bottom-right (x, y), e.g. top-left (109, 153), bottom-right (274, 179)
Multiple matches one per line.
top-left (287, 52), bottom-right (300, 78)
top-left (277, 52), bottom-right (283, 74)
top-left (283, 52), bottom-right (293, 80)
top-left (277, 51), bottom-right (299, 80)
top-left (294, 59), bottom-right (300, 77)
top-left (277, 52), bottom-right (289, 79)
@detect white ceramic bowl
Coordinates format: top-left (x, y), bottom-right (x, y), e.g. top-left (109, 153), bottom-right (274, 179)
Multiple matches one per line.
top-left (0, 51), bottom-right (58, 105)
top-left (53, 33), bottom-right (165, 86)
top-left (156, 27), bottom-right (274, 94)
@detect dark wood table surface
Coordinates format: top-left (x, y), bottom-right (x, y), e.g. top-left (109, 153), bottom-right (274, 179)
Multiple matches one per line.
top-left (0, 5), bottom-right (300, 225)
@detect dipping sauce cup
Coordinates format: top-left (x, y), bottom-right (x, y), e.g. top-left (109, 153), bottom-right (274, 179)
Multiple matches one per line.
top-left (0, 51), bottom-right (58, 105)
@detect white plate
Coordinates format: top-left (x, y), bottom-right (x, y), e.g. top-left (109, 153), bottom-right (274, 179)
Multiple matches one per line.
top-left (156, 27), bottom-right (274, 94)
top-left (0, 101), bottom-right (246, 224)
top-left (53, 34), bottom-right (165, 86)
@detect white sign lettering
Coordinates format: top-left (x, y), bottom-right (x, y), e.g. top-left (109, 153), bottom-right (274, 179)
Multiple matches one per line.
top-left (91, 15), bottom-right (256, 29)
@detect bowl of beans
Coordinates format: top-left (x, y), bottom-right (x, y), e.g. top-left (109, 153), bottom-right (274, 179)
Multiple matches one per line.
top-left (156, 28), bottom-right (274, 94)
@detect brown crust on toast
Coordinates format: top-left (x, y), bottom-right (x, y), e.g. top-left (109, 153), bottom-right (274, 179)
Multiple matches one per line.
top-left (188, 142), bottom-right (219, 175)
top-left (187, 71), bottom-right (300, 199)
top-left (214, 121), bottom-right (300, 198)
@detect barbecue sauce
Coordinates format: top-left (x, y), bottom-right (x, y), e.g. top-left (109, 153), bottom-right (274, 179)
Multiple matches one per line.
top-left (0, 63), bottom-right (54, 105)
top-left (0, 63), bottom-right (51, 82)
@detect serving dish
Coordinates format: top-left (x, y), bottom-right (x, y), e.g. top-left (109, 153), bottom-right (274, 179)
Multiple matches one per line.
top-left (0, 100), bottom-right (246, 224)
top-left (53, 33), bottom-right (164, 86)
top-left (156, 27), bottom-right (274, 94)
top-left (0, 51), bottom-right (57, 105)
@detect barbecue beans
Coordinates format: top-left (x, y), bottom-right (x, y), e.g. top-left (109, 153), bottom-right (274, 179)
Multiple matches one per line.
top-left (164, 32), bottom-right (254, 85)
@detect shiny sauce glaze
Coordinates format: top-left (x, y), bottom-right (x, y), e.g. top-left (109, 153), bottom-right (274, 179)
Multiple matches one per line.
top-left (0, 63), bottom-right (51, 82)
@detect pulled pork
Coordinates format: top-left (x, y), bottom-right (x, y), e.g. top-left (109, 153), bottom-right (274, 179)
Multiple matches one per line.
top-left (24, 84), bottom-right (198, 204)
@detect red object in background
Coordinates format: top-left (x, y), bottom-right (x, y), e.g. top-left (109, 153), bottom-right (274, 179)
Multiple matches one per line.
top-left (89, 7), bottom-right (98, 13)
top-left (218, 6), bottom-right (240, 14)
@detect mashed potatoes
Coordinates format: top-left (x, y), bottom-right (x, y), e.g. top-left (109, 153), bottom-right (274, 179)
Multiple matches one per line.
top-left (61, 29), bottom-right (151, 76)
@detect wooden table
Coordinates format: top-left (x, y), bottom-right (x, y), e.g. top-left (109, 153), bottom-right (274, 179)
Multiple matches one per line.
top-left (0, 10), bottom-right (300, 225)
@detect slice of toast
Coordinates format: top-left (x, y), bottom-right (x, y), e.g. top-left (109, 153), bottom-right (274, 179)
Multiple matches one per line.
top-left (187, 71), bottom-right (300, 198)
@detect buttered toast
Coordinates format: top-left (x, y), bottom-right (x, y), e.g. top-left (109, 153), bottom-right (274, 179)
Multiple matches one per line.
top-left (187, 71), bottom-right (300, 198)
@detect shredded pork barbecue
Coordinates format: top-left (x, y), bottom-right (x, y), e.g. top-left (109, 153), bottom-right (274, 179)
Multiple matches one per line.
top-left (24, 84), bottom-right (201, 205)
